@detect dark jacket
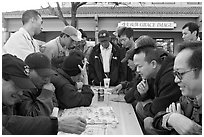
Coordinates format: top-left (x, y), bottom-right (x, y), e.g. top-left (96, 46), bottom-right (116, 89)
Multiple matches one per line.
top-left (120, 47), bottom-right (134, 82)
top-left (15, 88), bottom-right (55, 117)
top-left (124, 75), bottom-right (155, 105)
top-left (152, 96), bottom-right (202, 134)
top-left (2, 105), bottom-right (58, 135)
top-left (88, 42), bottom-right (125, 86)
top-left (143, 55), bottom-right (182, 117)
top-left (51, 69), bottom-right (94, 109)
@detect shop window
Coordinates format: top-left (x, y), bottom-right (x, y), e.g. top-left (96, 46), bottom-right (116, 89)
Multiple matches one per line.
top-left (155, 38), bottom-right (174, 54)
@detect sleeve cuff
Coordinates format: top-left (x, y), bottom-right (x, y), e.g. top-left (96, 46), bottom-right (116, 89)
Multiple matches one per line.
top-left (162, 113), bottom-right (174, 130)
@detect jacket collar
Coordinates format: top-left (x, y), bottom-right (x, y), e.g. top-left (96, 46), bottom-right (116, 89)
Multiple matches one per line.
top-left (56, 68), bottom-right (76, 85)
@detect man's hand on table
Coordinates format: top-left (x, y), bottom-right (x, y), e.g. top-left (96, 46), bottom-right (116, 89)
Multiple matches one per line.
top-left (110, 84), bottom-right (122, 94)
top-left (58, 116), bottom-right (87, 134)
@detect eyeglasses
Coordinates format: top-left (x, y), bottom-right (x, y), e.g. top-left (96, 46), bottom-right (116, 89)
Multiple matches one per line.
top-left (173, 68), bottom-right (197, 80)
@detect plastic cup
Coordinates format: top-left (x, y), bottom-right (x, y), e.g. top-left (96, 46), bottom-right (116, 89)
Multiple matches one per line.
top-left (104, 78), bottom-right (110, 88)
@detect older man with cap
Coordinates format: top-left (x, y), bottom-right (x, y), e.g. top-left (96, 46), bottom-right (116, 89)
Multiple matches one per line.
top-left (15, 52), bottom-right (58, 117)
top-left (2, 54), bottom-right (87, 135)
top-left (42, 26), bottom-right (82, 69)
top-left (88, 30), bottom-right (125, 86)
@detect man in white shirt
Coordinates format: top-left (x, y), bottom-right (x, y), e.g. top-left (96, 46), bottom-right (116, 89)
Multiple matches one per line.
top-left (88, 30), bottom-right (125, 86)
top-left (3, 10), bottom-right (43, 61)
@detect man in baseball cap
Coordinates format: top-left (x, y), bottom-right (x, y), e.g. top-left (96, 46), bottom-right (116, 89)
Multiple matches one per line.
top-left (17, 52), bottom-right (58, 116)
top-left (25, 52), bottom-right (56, 77)
top-left (98, 30), bottom-right (111, 43)
top-left (2, 54), bottom-right (36, 106)
top-left (62, 26), bottom-right (82, 42)
top-left (2, 54), bottom-right (36, 90)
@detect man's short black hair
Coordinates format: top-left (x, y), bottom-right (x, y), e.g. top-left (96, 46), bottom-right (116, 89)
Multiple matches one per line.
top-left (182, 22), bottom-right (199, 37)
top-left (22, 10), bottom-right (41, 25)
top-left (133, 46), bottom-right (167, 65)
top-left (178, 41), bottom-right (202, 74)
top-left (120, 27), bottom-right (133, 39)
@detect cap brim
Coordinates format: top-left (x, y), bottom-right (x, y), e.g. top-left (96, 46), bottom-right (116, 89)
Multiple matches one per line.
top-left (36, 69), bottom-right (57, 77)
top-left (70, 36), bottom-right (82, 41)
top-left (11, 76), bottom-right (36, 89)
top-left (70, 30), bottom-right (82, 41)
top-left (98, 37), bottom-right (110, 42)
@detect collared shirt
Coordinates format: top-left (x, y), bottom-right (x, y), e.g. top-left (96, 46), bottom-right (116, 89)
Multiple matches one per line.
top-left (42, 37), bottom-right (66, 60)
top-left (3, 27), bottom-right (40, 61)
top-left (100, 43), bottom-right (112, 73)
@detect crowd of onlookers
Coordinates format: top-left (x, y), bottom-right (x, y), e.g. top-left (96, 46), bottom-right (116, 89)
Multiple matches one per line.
top-left (2, 9), bottom-right (202, 135)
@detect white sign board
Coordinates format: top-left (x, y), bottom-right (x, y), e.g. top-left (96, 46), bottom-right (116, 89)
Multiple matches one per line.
top-left (118, 21), bottom-right (176, 29)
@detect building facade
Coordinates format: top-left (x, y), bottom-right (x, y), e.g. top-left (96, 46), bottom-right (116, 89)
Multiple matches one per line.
top-left (2, 2), bottom-right (202, 54)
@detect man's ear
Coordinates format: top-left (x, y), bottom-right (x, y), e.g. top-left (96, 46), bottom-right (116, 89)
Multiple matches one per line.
top-left (151, 60), bottom-right (157, 69)
top-left (30, 17), bottom-right (35, 23)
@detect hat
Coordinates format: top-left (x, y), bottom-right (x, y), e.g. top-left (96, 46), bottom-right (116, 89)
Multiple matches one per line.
top-left (113, 26), bottom-right (126, 37)
top-left (62, 26), bottom-right (82, 41)
top-left (98, 30), bottom-right (110, 42)
top-left (121, 48), bottom-right (135, 63)
top-left (62, 50), bottom-right (85, 76)
top-left (25, 52), bottom-right (56, 77)
top-left (2, 54), bottom-right (36, 89)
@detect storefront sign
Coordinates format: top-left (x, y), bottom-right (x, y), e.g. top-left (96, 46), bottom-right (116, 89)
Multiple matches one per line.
top-left (118, 21), bottom-right (176, 29)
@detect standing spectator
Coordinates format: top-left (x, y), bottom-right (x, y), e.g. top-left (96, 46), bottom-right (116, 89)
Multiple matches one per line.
top-left (146, 41), bottom-right (202, 135)
top-left (133, 46), bottom-right (182, 130)
top-left (2, 54), bottom-right (87, 135)
top-left (51, 50), bottom-right (94, 109)
top-left (76, 29), bottom-right (94, 61)
top-left (3, 10), bottom-right (43, 60)
top-left (182, 22), bottom-right (200, 42)
top-left (119, 27), bottom-right (136, 82)
top-left (42, 26), bottom-right (82, 69)
top-left (15, 52), bottom-right (57, 117)
top-left (88, 30), bottom-right (125, 86)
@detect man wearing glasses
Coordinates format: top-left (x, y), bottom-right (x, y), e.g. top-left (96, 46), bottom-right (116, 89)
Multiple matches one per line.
top-left (145, 41), bottom-right (202, 135)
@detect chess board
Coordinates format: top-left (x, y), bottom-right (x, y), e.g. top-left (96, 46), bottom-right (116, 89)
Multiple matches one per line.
top-left (58, 124), bottom-right (107, 135)
top-left (60, 106), bottom-right (119, 124)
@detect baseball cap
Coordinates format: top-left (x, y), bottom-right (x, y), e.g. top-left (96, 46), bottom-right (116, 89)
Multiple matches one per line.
top-left (98, 30), bottom-right (110, 42)
top-left (62, 26), bottom-right (82, 41)
top-left (62, 50), bottom-right (84, 76)
top-left (2, 54), bottom-right (36, 89)
top-left (25, 52), bottom-right (56, 77)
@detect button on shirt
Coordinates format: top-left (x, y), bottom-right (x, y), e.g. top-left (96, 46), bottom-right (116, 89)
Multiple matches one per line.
top-left (100, 43), bottom-right (112, 73)
top-left (3, 27), bottom-right (40, 61)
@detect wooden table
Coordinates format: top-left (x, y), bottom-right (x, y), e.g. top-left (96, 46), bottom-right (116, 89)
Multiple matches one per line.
top-left (58, 86), bottom-right (143, 135)
top-left (90, 86), bottom-right (143, 135)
